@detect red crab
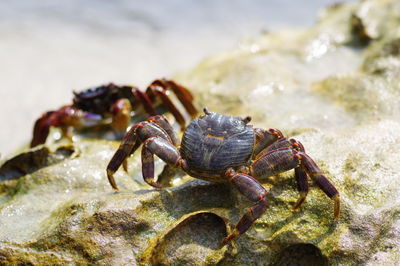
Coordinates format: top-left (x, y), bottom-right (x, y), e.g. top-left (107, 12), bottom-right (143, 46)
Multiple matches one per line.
top-left (30, 79), bottom-right (197, 147)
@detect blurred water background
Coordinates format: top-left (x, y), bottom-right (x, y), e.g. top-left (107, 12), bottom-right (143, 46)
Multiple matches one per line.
top-left (0, 0), bottom-right (351, 156)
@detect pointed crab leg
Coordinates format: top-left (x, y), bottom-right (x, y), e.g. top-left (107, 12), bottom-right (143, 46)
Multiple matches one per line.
top-left (250, 147), bottom-right (301, 179)
top-left (223, 169), bottom-right (268, 244)
top-left (255, 137), bottom-right (310, 210)
top-left (293, 166), bottom-right (309, 210)
top-left (106, 123), bottom-right (141, 190)
top-left (150, 79), bottom-right (198, 118)
top-left (250, 145), bottom-right (340, 219)
top-left (299, 153), bottom-right (340, 219)
top-left (146, 84), bottom-right (186, 130)
top-left (129, 86), bottom-right (157, 115)
top-left (106, 115), bottom-right (181, 190)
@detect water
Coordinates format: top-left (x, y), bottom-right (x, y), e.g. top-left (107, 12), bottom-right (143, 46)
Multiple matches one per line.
top-left (0, 0), bottom-right (352, 156)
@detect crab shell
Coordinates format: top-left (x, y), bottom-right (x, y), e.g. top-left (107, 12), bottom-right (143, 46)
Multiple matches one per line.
top-left (181, 112), bottom-right (254, 182)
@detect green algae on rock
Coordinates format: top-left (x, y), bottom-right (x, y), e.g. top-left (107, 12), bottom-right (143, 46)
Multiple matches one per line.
top-left (1, 0), bottom-right (400, 265)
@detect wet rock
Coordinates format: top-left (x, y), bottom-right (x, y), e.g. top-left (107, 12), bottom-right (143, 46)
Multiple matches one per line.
top-left (1, 0), bottom-right (400, 265)
top-left (141, 211), bottom-right (229, 265)
top-left (0, 145), bottom-right (75, 181)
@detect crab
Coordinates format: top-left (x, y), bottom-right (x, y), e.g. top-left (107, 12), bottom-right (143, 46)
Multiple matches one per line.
top-left (30, 79), bottom-right (197, 147)
top-left (106, 108), bottom-right (340, 243)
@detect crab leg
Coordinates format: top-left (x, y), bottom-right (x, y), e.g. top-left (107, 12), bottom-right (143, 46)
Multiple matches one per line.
top-left (259, 138), bottom-right (310, 209)
top-left (143, 115), bottom-right (181, 186)
top-left (289, 139), bottom-right (309, 210)
top-left (293, 167), bottom-right (309, 210)
top-left (251, 147), bottom-right (301, 179)
top-left (223, 169), bottom-right (268, 243)
top-left (146, 85), bottom-right (186, 130)
top-left (150, 79), bottom-right (198, 118)
top-left (122, 141), bottom-right (141, 172)
top-left (130, 86), bottom-right (157, 115)
top-left (146, 115), bottom-right (179, 146)
top-left (141, 137), bottom-right (183, 188)
top-left (250, 146), bottom-right (339, 219)
top-left (106, 124), bottom-right (140, 190)
top-left (253, 128), bottom-right (283, 158)
top-left (299, 153), bottom-right (340, 219)
top-left (106, 116), bottom-right (178, 190)
top-left (254, 137), bottom-right (289, 159)
top-left (141, 115), bottom-right (180, 186)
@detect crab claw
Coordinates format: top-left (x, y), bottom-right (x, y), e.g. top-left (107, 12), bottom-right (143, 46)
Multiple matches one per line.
top-left (30, 106), bottom-right (103, 147)
top-left (31, 111), bottom-right (55, 147)
top-left (80, 112), bottom-right (103, 127)
top-left (109, 98), bottom-right (132, 138)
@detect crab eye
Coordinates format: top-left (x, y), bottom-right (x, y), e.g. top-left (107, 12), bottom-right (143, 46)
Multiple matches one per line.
top-left (203, 107), bottom-right (211, 115)
top-left (243, 116), bottom-right (252, 124)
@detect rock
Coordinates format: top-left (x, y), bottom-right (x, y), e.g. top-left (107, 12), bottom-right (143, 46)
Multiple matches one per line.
top-left (1, 0), bottom-right (400, 265)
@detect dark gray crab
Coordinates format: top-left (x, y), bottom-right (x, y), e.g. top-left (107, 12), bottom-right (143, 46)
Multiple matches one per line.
top-left (106, 108), bottom-right (340, 243)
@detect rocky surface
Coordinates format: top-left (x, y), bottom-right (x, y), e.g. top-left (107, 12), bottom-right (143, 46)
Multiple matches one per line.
top-left (1, 0), bottom-right (400, 265)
